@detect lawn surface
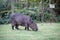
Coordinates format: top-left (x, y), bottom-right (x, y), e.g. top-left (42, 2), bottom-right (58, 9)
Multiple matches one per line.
top-left (0, 23), bottom-right (60, 40)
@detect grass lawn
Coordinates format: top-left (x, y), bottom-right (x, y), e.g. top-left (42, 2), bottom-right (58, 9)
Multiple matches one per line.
top-left (0, 23), bottom-right (60, 40)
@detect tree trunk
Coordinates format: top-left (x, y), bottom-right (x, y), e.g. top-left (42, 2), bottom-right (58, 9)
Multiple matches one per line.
top-left (41, 0), bottom-right (44, 22)
top-left (25, 0), bottom-right (29, 9)
top-left (11, 0), bottom-right (14, 14)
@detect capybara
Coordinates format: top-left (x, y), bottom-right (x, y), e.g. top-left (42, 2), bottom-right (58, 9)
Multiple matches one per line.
top-left (10, 13), bottom-right (38, 31)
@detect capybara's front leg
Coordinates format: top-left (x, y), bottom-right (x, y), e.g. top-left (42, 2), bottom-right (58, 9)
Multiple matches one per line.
top-left (25, 27), bottom-right (29, 30)
top-left (25, 24), bottom-right (29, 31)
top-left (25, 27), bottom-right (26, 30)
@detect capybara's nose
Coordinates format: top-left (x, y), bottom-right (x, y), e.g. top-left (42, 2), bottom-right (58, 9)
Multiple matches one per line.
top-left (33, 28), bottom-right (38, 31)
top-left (35, 28), bottom-right (38, 31)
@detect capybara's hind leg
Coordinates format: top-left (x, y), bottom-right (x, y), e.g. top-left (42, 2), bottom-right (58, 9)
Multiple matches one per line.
top-left (12, 26), bottom-right (14, 30)
top-left (15, 24), bottom-right (19, 30)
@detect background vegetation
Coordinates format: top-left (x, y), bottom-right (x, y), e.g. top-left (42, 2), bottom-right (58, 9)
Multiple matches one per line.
top-left (0, 0), bottom-right (60, 24)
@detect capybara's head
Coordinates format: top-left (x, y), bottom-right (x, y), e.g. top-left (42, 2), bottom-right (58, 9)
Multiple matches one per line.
top-left (30, 22), bottom-right (38, 31)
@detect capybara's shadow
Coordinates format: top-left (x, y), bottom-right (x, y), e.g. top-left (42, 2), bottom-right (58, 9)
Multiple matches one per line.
top-left (16, 29), bottom-right (32, 31)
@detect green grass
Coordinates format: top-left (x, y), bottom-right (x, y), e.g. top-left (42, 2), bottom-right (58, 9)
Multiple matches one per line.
top-left (0, 23), bottom-right (60, 40)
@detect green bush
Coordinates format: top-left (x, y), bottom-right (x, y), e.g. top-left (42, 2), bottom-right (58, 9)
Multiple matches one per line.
top-left (0, 12), bottom-right (11, 24)
top-left (44, 11), bottom-right (50, 22)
